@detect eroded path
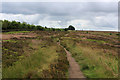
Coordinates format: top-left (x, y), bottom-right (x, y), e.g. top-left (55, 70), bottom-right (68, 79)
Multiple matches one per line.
top-left (64, 48), bottom-right (85, 78)
top-left (58, 40), bottom-right (85, 78)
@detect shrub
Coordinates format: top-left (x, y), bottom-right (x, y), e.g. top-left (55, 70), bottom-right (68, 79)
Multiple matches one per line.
top-left (109, 33), bottom-right (112, 35)
top-left (116, 33), bottom-right (120, 36)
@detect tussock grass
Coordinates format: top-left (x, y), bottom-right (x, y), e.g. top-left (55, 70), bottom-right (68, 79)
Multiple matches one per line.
top-left (3, 30), bottom-right (118, 78)
top-left (61, 38), bottom-right (118, 78)
top-left (3, 39), bottom-right (58, 78)
top-left (2, 32), bottom-right (69, 78)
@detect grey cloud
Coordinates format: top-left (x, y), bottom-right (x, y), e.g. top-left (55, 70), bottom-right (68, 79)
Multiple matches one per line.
top-left (1, 2), bottom-right (118, 31)
top-left (2, 2), bottom-right (117, 15)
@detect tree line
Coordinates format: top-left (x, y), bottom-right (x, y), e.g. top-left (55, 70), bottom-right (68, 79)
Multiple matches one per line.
top-left (1, 20), bottom-right (75, 31)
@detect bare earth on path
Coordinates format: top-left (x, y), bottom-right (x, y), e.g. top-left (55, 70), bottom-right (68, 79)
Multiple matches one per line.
top-left (64, 48), bottom-right (86, 78)
top-left (57, 41), bottom-right (85, 78)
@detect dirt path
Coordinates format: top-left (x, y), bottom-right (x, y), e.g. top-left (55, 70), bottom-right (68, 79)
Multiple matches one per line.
top-left (57, 40), bottom-right (85, 78)
top-left (64, 48), bottom-right (86, 78)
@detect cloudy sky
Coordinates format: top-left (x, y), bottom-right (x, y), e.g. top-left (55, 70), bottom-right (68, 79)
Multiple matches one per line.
top-left (0, 0), bottom-right (118, 31)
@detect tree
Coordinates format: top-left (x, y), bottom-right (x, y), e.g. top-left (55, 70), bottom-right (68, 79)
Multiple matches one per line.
top-left (37, 25), bottom-right (43, 30)
top-left (45, 26), bottom-right (47, 29)
top-left (64, 28), bottom-right (68, 31)
top-left (2, 20), bottom-right (9, 30)
top-left (31, 24), bottom-right (35, 29)
top-left (11, 21), bottom-right (18, 29)
top-left (1, 20), bottom-right (65, 31)
top-left (68, 25), bottom-right (75, 30)
top-left (51, 28), bottom-right (55, 31)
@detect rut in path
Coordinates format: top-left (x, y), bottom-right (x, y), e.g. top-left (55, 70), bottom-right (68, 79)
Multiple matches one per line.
top-left (64, 48), bottom-right (86, 78)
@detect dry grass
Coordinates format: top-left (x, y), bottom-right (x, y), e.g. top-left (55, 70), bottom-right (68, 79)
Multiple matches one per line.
top-left (2, 31), bottom-right (69, 78)
top-left (60, 31), bottom-right (118, 78)
top-left (2, 30), bottom-right (119, 78)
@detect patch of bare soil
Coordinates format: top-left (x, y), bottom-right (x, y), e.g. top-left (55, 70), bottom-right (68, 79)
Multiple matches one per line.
top-left (2, 32), bottom-right (37, 40)
top-left (64, 48), bottom-right (85, 78)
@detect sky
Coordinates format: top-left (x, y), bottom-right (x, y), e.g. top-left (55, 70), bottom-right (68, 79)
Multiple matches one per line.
top-left (0, 0), bottom-right (119, 31)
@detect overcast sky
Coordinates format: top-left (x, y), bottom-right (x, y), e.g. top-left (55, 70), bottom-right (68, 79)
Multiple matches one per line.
top-left (0, 1), bottom-right (118, 31)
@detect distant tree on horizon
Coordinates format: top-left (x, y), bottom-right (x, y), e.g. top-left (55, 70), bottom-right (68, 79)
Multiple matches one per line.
top-left (68, 25), bottom-right (75, 30)
top-left (2, 20), bottom-right (77, 31)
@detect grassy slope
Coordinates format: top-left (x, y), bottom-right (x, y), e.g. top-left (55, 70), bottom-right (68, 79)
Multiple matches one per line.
top-left (60, 31), bottom-right (118, 78)
top-left (2, 31), bottom-right (119, 78)
top-left (3, 44), bottom-right (57, 78)
top-left (2, 31), bottom-right (69, 78)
